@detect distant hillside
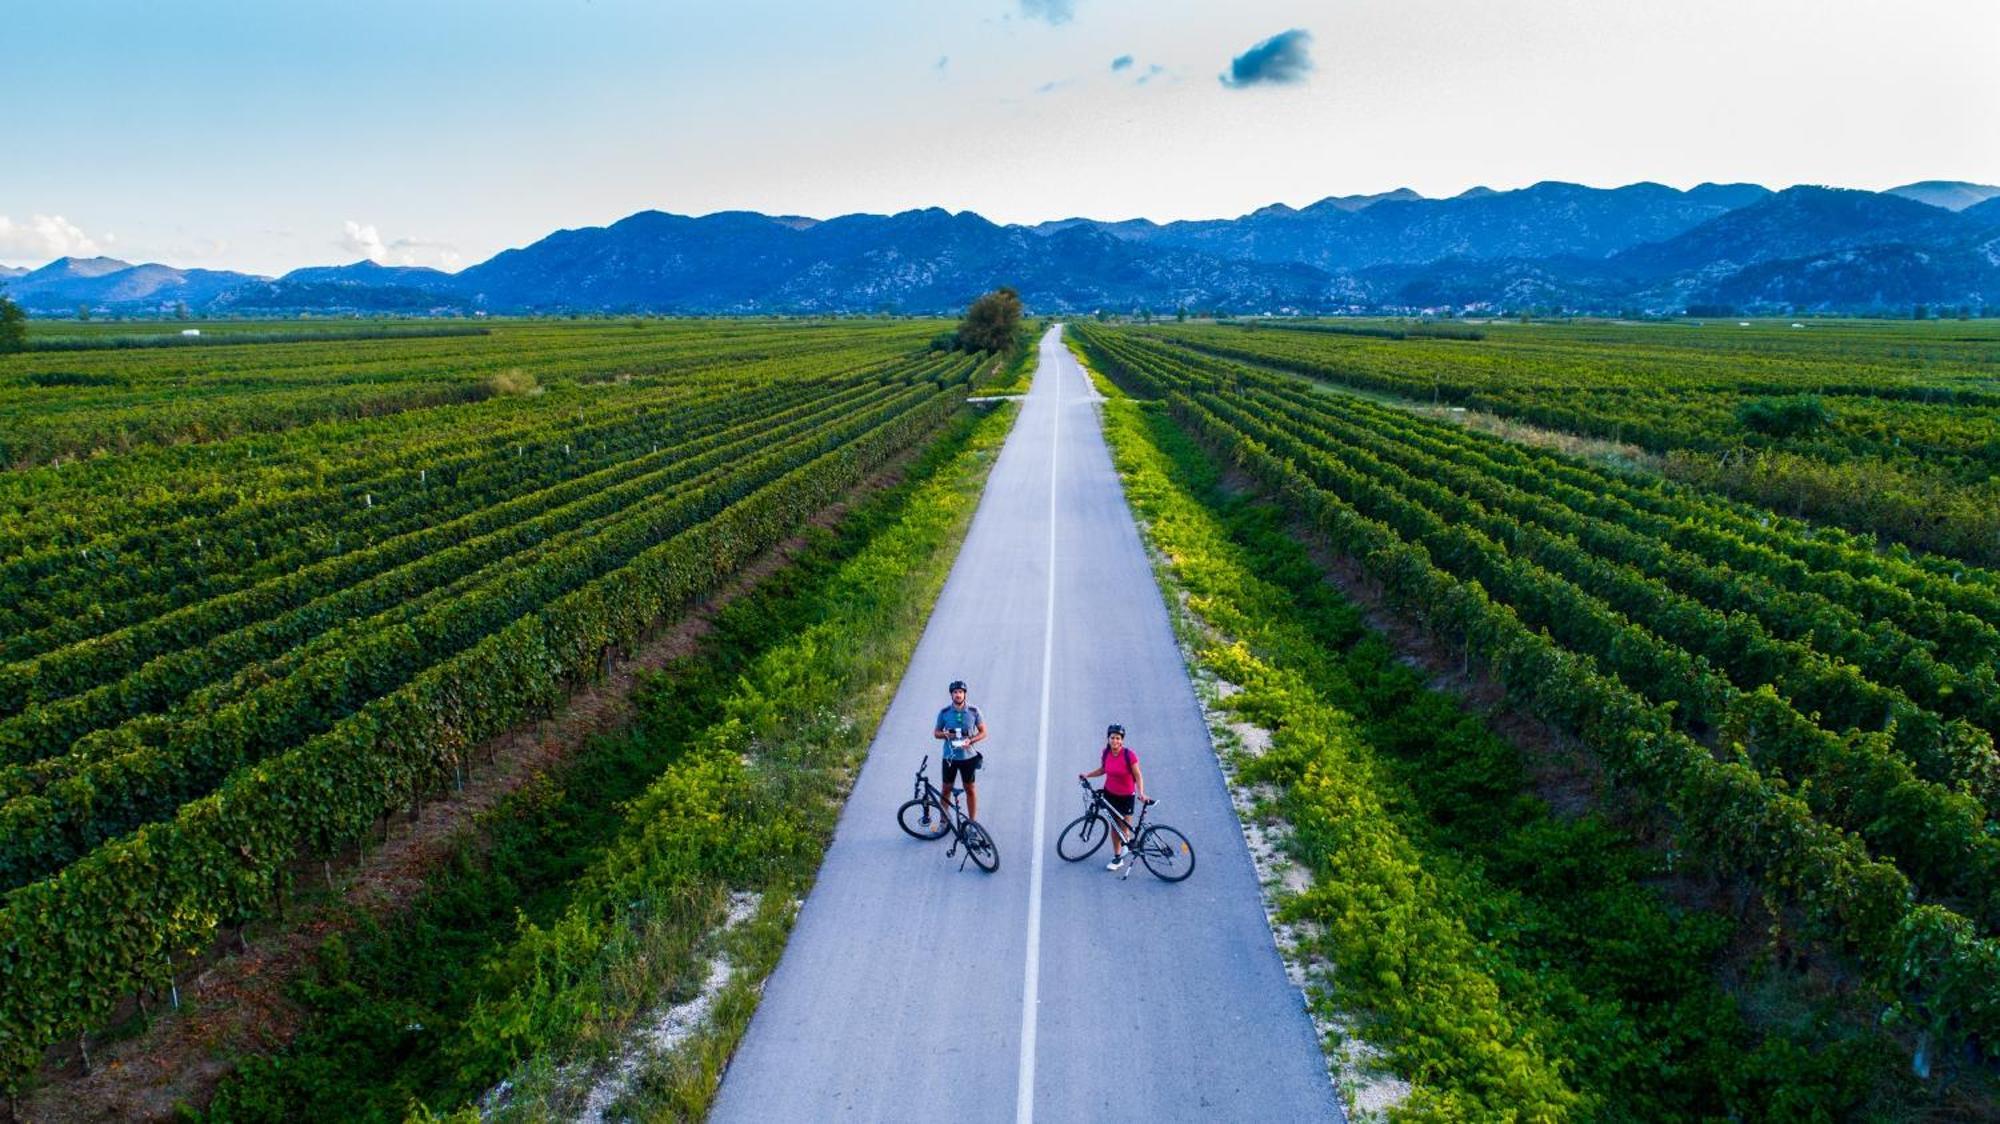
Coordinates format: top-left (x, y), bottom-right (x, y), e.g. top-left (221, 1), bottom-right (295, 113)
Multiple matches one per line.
top-left (211, 279), bottom-right (467, 314)
top-left (8, 257), bottom-right (266, 312)
top-left (1697, 237), bottom-right (2000, 312)
top-left (7, 179), bottom-right (1998, 316)
top-left (1887, 180), bottom-right (2000, 212)
top-left (279, 260), bottom-right (458, 288)
top-left (1962, 195), bottom-right (2000, 227)
top-left (1056, 181), bottom-right (1772, 271)
top-left (1612, 187), bottom-right (1975, 277)
top-left (451, 207), bottom-right (1331, 314)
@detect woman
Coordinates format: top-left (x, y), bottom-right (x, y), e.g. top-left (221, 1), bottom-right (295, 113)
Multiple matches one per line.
top-left (1078, 723), bottom-right (1146, 871)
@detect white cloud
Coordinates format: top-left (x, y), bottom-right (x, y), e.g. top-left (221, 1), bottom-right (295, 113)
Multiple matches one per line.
top-left (0, 214), bottom-right (105, 263)
top-left (339, 219), bottom-right (388, 263)
top-left (337, 220), bottom-right (463, 270)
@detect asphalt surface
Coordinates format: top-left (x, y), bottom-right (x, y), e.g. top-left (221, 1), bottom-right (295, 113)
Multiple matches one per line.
top-left (709, 325), bottom-right (1342, 1123)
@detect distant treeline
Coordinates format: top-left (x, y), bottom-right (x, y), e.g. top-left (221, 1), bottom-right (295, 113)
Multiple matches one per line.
top-left (1238, 320), bottom-right (1486, 342)
top-left (23, 325), bottom-right (493, 353)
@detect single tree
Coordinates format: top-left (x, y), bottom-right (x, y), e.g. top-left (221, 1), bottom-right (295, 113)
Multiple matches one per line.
top-left (0, 293), bottom-right (27, 353)
top-left (76, 303), bottom-right (91, 322)
top-left (957, 286), bottom-right (1023, 353)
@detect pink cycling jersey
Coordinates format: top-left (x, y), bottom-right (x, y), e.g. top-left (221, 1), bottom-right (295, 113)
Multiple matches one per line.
top-left (1102, 745), bottom-right (1140, 796)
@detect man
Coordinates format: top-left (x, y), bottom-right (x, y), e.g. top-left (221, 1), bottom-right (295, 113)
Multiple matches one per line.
top-left (933, 679), bottom-right (989, 822)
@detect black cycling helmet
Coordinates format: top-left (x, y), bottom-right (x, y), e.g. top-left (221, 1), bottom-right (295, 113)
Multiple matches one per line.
top-left (949, 680), bottom-right (968, 693)
top-left (1106, 723), bottom-right (1126, 737)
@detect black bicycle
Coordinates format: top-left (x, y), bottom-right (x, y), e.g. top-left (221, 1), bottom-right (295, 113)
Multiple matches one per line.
top-left (1055, 779), bottom-right (1194, 882)
top-left (897, 755), bottom-right (999, 873)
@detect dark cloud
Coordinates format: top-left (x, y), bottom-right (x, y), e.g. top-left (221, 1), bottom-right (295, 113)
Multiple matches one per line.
top-left (1020, 0), bottom-right (1075, 26)
top-left (1110, 54), bottom-right (1133, 71)
top-left (1219, 28), bottom-right (1314, 88)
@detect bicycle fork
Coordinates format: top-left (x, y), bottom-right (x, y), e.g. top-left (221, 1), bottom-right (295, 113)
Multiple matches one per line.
top-left (947, 826), bottom-right (977, 871)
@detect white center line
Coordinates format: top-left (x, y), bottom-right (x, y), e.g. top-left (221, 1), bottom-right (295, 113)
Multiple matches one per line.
top-left (1016, 327), bottom-right (1062, 1124)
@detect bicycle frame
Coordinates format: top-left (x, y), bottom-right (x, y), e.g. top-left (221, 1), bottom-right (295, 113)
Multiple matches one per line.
top-left (1079, 781), bottom-right (1150, 847)
top-left (1060, 778), bottom-right (1190, 882)
top-left (906, 755), bottom-right (996, 871)
top-left (912, 756), bottom-right (960, 832)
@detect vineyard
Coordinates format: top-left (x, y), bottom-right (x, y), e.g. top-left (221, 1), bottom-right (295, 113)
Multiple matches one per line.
top-left (1137, 318), bottom-right (2000, 563)
top-left (1071, 322), bottom-right (2000, 1110)
top-left (0, 319), bottom-right (986, 1094)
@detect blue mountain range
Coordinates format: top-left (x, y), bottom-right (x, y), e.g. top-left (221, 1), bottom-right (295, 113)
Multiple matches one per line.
top-left (6, 181), bottom-right (1997, 316)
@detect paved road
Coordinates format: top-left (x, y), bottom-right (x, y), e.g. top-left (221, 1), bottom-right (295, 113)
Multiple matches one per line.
top-left (710, 326), bottom-right (1341, 1123)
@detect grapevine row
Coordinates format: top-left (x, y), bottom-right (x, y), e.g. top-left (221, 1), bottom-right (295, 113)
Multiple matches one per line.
top-left (0, 383), bottom-right (944, 890)
top-left (0, 378), bottom-right (962, 1088)
top-left (1070, 323), bottom-right (2000, 1049)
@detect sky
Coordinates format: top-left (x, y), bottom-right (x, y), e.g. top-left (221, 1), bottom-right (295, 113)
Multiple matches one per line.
top-left (4, 0), bottom-right (1996, 275)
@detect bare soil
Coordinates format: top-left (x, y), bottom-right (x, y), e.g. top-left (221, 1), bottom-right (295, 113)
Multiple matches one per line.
top-left (7, 460), bottom-right (915, 1124)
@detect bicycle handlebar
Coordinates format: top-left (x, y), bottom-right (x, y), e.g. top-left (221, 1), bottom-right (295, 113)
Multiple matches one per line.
top-left (1076, 777), bottom-right (1155, 806)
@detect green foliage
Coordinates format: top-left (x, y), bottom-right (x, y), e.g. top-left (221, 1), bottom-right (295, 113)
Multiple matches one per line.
top-left (975, 321), bottom-right (1044, 394)
top-left (0, 384), bottom-right (957, 891)
top-left (1073, 321), bottom-right (2000, 1077)
top-left (1096, 392), bottom-right (1919, 1116)
top-left (203, 417), bottom-right (960, 1115)
top-left (22, 325), bottom-right (488, 353)
top-left (955, 286), bottom-right (1023, 353)
top-left (1242, 319), bottom-right (1486, 342)
top-left (0, 294), bottom-right (25, 354)
top-left (0, 318), bottom-right (947, 466)
top-left (0, 324), bottom-right (981, 1093)
top-left (1735, 394), bottom-right (1833, 437)
top-left (1132, 317), bottom-right (2000, 564)
top-left (197, 399), bottom-right (1014, 1119)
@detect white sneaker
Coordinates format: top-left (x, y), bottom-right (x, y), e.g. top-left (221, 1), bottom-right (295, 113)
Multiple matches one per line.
top-left (1106, 855), bottom-right (1125, 871)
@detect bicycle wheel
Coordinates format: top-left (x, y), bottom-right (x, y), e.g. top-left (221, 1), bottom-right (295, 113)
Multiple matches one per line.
top-left (1055, 813), bottom-right (1107, 861)
top-left (1138, 825), bottom-right (1194, 882)
top-left (897, 797), bottom-right (949, 840)
top-left (961, 819), bottom-right (1000, 873)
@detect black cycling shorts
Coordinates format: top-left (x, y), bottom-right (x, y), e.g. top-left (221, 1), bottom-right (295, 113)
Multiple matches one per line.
top-left (1103, 791), bottom-right (1136, 816)
top-left (942, 753), bottom-right (983, 786)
